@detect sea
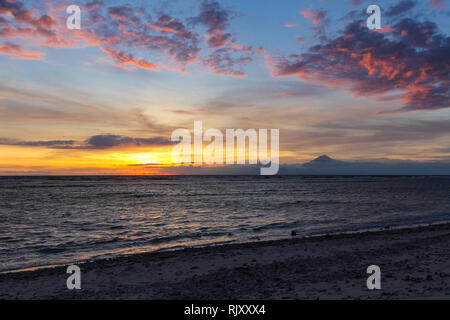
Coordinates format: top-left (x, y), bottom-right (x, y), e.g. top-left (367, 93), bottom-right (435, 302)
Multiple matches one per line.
top-left (1, 175), bottom-right (450, 272)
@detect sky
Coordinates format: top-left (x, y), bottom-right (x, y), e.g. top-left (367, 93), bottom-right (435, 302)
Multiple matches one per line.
top-left (0, 0), bottom-right (449, 174)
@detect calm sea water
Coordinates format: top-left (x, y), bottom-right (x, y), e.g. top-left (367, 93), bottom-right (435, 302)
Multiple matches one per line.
top-left (1, 175), bottom-right (450, 272)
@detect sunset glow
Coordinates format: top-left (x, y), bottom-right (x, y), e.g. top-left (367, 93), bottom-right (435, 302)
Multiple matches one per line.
top-left (0, 0), bottom-right (448, 174)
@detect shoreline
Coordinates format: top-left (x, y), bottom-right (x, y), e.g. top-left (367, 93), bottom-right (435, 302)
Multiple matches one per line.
top-left (1, 222), bottom-right (450, 299)
top-left (2, 220), bottom-right (449, 275)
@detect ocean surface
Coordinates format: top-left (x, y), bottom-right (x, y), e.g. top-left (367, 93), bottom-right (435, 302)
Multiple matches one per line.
top-left (1, 175), bottom-right (450, 272)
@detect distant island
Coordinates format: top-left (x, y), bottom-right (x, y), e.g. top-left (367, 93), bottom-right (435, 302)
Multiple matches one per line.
top-left (153, 155), bottom-right (450, 175)
top-left (280, 155), bottom-right (450, 175)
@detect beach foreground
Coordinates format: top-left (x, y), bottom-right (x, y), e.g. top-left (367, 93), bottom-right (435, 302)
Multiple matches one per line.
top-left (1, 223), bottom-right (450, 299)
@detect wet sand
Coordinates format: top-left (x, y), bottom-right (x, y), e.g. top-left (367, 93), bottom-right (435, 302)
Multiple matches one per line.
top-left (1, 223), bottom-right (450, 299)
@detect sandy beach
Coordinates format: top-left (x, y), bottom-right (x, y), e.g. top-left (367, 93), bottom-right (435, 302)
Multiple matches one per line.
top-left (1, 223), bottom-right (450, 300)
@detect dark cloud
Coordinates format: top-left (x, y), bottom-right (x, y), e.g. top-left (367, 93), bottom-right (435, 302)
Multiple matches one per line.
top-left (189, 0), bottom-right (231, 49)
top-left (85, 134), bottom-right (173, 148)
top-left (85, 1), bottom-right (104, 10)
top-left (0, 138), bottom-right (75, 147)
top-left (0, 135), bottom-right (173, 149)
top-left (107, 5), bottom-right (133, 20)
top-left (386, 0), bottom-right (417, 17)
top-left (269, 18), bottom-right (450, 112)
top-left (392, 18), bottom-right (438, 47)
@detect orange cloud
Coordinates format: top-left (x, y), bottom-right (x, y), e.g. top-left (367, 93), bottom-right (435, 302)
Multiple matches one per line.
top-left (300, 8), bottom-right (325, 25)
top-left (100, 46), bottom-right (158, 70)
top-left (0, 42), bottom-right (44, 60)
top-left (375, 24), bottom-right (396, 33)
top-left (269, 19), bottom-right (449, 112)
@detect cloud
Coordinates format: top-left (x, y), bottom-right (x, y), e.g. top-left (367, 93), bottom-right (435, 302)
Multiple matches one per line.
top-left (98, 0), bottom-right (258, 75)
top-left (0, 85), bottom-right (154, 128)
top-left (85, 134), bottom-right (173, 149)
top-left (85, 0), bottom-right (103, 11)
top-left (268, 18), bottom-right (450, 112)
top-left (299, 7), bottom-right (329, 41)
top-left (0, 0), bottom-right (55, 28)
top-left (0, 0), bottom-right (258, 76)
top-left (150, 14), bottom-right (194, 36)
top-left (107, 5), bottom-right (134, 21)
top-left (385, 0), bottom-right (417, 17)
top-left (374, 24), bottom-right (396, 33)
top-left (300, 7), bottom-right (326, 25)
top-left (188, 0), bottom-right (260, 76)
top-left (0, 0), bottom-right (68, 47)
top-left (201, 49), bottom-right (250, 77)
top-left (100, 46), bottom-right (158, 70)
top-left (189, 0), bottom-right (233, 49)
top-left (0, 42), bottom-right (44, 60)
top-left (0, 138), bottom-right (75, 147)
top-left (89, 3), bottom-right (201, 71)
top-left (0, 134), bottom-right (173, 149)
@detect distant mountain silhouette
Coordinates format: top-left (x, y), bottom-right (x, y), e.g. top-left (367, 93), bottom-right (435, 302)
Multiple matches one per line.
top-left (301, 155), bottom-right (342, 167)
top-left (281, 155), bottom-right (450, 175)
top-left (144, 155), bottom-right (450, 175)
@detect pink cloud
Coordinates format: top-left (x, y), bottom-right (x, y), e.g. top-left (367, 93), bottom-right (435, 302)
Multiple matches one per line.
top-left (0, 42), bottom-right (44, 60)
top-left (300, 8), bottom-right (326, 25)
top-left (0, 0), bottom-right (258, 76)
top-left (268, 19), bottom-right (450, 113)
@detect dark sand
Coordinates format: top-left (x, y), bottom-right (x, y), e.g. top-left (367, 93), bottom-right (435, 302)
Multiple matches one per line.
top-left (1, 223), bottom-right (450, 299)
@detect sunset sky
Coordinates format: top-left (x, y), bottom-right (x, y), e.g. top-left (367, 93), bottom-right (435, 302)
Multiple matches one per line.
top-left (0, 0), bottom-right (449, 174)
